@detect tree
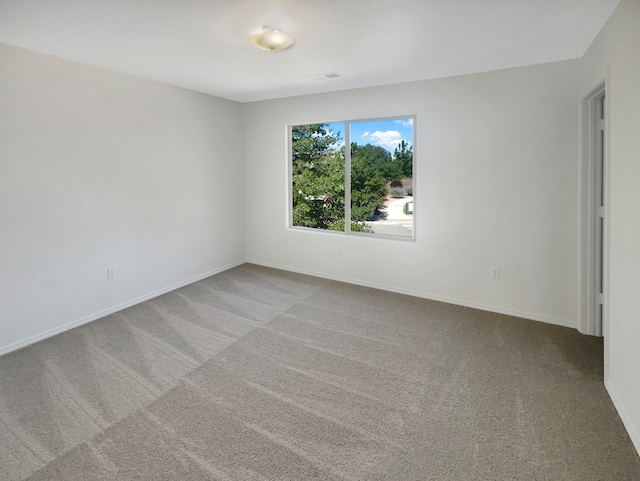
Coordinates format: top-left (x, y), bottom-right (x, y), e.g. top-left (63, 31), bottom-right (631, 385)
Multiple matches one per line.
top-left (394, 140), bottom-right (413, 179)
top-left (351, 143), bottom-right (403, 184)
top-left (350, 146), bottom-right (388, 222)
top-left (291, 124), bottom-right (344, 229)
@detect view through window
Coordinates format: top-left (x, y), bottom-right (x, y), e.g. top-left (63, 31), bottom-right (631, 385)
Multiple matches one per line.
top-left (290, 117), bottom-right (414, 238)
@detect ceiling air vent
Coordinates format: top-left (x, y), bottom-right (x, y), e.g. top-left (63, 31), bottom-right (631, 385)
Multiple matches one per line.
top-left (309, 71), bottom-right (344, 81)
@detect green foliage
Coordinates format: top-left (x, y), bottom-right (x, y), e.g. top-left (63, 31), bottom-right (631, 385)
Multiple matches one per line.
top-left (291, 124), bottom-right (345, 230)
top-left (405, 186), bottom-right (413, 196)
top-left (350, 221), bottom-right (373, 232)
top-left (328, 219), bottom-right (373, 233)
top-left (352, 143), bottom-right (402, 184)
top-left (350, 145), bottom-right (388, 222)
top-left (394, 140), bottom-right (413, 179)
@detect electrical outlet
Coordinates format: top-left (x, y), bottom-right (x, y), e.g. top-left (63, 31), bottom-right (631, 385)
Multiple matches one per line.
top-left (490, 267), bottom-right (501, 280)
top-left (107, 268), bottom-right (117, 280)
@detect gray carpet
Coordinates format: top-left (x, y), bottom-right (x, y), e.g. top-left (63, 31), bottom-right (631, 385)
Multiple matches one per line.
top-left (1, 264), bottom-right (639, 480)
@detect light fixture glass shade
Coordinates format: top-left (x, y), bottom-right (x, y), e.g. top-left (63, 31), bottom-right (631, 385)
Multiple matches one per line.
top-left (250, 27), bottom-right (294, 51)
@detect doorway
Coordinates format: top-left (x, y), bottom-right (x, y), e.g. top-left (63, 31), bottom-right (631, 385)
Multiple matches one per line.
top-left (579, 81), bottom-right (606, 337)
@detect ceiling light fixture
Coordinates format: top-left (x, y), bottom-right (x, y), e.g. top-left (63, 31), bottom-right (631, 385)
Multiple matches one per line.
top-left (250, 26), bottom-right (294, 52)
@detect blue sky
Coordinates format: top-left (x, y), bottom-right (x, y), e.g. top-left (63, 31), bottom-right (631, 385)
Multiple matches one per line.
top-left (327, 118), bottom-right (413, 153)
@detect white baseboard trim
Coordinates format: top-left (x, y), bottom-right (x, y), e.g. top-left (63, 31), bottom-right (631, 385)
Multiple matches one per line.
top-left (247, 259), bottom-right (577, 329)
top-left (605, 379), bottom-right (640, 458)
top-left (0, 260), bottom-right (245, 357)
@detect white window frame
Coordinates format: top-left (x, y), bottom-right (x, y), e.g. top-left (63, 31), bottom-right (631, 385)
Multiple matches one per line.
top-left (287, 115), bottom-right (416, 241)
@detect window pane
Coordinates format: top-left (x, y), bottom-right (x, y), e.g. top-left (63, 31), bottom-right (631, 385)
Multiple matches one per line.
top-left (291, 123), bottom-right (345, 231)
top-left (350, 118), bottom-right (414, 237)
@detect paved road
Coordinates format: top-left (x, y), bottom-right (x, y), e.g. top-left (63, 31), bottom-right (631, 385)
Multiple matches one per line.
top-left (367, 196), bottom-right (413, 237)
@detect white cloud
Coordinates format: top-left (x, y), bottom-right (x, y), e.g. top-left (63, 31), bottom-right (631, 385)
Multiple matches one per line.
top-left (394, 119), bottom-right (414, 128)
top-left (361, 130), bottom-right (404, 150)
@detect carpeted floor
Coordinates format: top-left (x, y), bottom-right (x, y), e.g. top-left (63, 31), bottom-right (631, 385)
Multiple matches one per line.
top-left (1, 263), bottom-right (639, 480)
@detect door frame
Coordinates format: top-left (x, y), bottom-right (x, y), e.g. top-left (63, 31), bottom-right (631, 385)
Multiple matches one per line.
top-left (578, 80), bottom-right (607, 336)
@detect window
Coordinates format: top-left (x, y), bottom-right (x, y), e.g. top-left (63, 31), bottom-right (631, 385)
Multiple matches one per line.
top-left (290, 117), bottom-right (415, 238)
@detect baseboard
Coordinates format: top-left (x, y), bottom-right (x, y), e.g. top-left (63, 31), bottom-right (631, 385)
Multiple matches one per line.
top-left (605, 380), bottom-right (640, 458)
top-left (247, 259), bottom-right (577, 329)
top-left (0, 259), bottom-right (246, 357)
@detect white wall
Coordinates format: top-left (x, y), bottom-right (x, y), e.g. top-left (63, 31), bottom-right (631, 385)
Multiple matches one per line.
top-left (579, 0), bottom-right (640, 456)
top-left (244, 60), bottom-right (581, 327)
top-left (0, 43), bottom-right (246, 354)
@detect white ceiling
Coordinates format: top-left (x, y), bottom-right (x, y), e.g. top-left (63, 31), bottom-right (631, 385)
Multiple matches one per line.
top-left (0, 0), bottom-right (620, 103)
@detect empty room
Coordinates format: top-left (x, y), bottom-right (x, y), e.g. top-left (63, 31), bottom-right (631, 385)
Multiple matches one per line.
top-left (1, 0), bottom-right (639, 479)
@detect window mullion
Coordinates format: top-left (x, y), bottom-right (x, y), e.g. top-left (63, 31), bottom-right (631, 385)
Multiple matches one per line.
top-left (344, 121), bottom-right (351, 233)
